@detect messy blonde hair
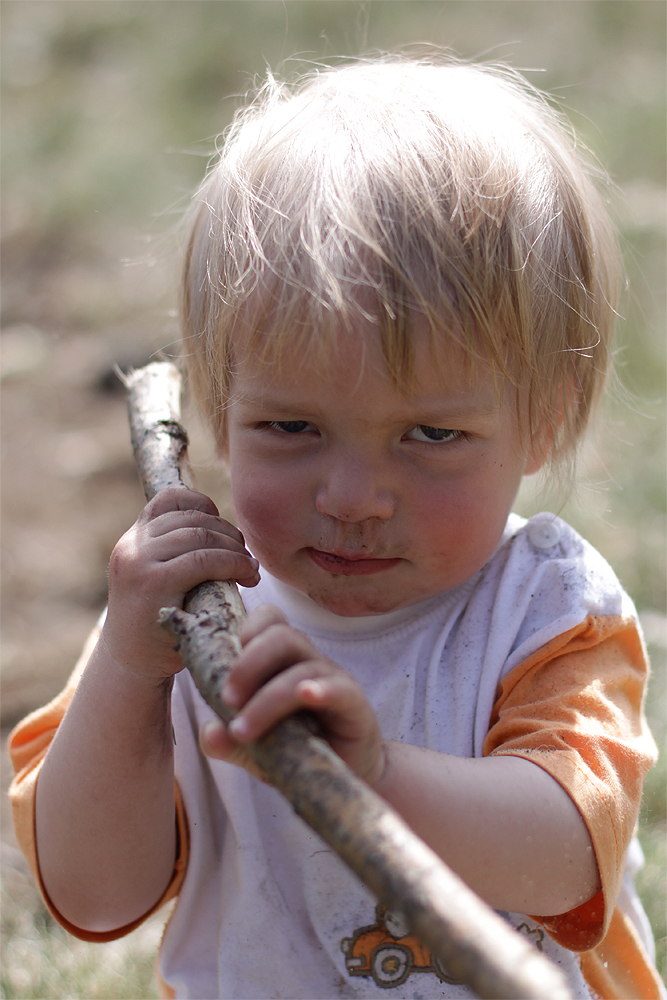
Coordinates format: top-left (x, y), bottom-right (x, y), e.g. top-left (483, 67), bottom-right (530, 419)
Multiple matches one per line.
top-left (181, 53), bottom-right (622, 476)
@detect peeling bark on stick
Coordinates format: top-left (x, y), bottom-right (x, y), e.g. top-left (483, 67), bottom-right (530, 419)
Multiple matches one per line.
top-left (126, 361), bottom-right (572, 1000)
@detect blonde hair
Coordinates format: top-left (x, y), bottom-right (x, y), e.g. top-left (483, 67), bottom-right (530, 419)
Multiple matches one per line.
top-left (181, 53), bottom-right (622, 475)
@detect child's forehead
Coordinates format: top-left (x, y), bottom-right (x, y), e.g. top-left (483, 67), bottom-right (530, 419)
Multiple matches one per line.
top-left (232, 321), bottom-right (503, 405)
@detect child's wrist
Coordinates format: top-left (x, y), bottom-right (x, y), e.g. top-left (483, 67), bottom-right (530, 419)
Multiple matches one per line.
top-left (97, 626), bottom-right (177, 695)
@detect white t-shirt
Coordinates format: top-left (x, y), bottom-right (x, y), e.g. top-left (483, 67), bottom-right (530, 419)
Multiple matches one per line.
top-left (159, 513), bottom-right (654, 999)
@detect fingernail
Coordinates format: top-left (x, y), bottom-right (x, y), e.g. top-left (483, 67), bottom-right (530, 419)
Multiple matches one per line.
top-left (201, 720), bottom-right (221, 751)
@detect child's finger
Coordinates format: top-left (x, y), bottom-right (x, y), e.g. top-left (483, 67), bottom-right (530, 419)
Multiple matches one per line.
top-left (198, 720), bottom-right (266, 781)
top-left (296, 674), bottom-right (372, 740)
top-left (199, 718), bottom-right (236, 757)
top-left (226, 659), bottom-right (357, 742)
top-left (146, 524), bottom-right (256, 563)
top-left (110, 523), bottom-right (260, 593)
top-left (164, 548), bottom-right (261, 590)
top-left (224, 663), bottom-right (384, 784)
top-left (239, 605), bottom-right (288, 645)
top-left (223, 623), bottom-right (318, 708)
top-left (140, 487), bottom-right (222, 522)
top-left (146, 508), bottom-right (247, 548)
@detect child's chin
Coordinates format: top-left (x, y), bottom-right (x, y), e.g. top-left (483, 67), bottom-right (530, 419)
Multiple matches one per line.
top-left (305, 583), bottom-right (405, 617)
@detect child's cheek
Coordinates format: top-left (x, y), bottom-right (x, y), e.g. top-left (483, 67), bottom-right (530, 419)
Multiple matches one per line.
top-left (410, 474), bottom-right (514, 585)
top-left (231, 470), bottom-right (305, 566)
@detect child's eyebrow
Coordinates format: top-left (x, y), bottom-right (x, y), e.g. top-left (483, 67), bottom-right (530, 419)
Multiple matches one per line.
top-left (235, 391), bottom-right (316, 414)
top-left (405, 395), bottom-right (502, 420)
top-left (237, 388), bottom-right (502, 422)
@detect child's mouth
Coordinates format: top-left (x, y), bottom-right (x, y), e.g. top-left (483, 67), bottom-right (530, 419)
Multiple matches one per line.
top-left (307, 548), bottom-right (401, 576)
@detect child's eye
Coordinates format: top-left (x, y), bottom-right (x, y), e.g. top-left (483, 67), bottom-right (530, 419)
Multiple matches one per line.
top-left (267, 420), bottom-right (314, 434)
top-left (405, 425), bottom-right (462, 444)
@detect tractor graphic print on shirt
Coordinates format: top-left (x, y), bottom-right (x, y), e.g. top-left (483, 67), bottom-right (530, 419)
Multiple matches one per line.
top-left (341, 904), bottom-right (544, 989)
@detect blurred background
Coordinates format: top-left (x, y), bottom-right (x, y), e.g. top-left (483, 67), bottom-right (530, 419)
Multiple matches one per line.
top-left (1, 2), bottom-right (664, 996)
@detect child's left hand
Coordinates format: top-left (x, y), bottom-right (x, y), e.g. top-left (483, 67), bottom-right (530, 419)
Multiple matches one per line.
top-left (199, 605), bottom-right (385, 787)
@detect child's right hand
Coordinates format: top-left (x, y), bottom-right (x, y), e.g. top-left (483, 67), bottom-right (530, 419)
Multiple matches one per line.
top-left (100, 488), bottom-right (260, 684)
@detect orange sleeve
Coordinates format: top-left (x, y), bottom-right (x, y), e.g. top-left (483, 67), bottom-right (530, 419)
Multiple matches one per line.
top-left (483, 614), bottom-right (657, 953)
top-left (579, 907), bottom-right (666, 1000)
top-left (8, 623), bottom-right (189, 943)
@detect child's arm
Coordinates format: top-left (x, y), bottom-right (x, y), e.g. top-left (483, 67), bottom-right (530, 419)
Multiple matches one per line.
top-left (34, 488), bottom-right (260, 933)
top-left (201, 605), bottom-right (600, 918)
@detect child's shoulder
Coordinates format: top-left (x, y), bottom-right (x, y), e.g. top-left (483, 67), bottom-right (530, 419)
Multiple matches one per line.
top-left (500, 511), bottom-right (633, 612)
top-left (503, 511), bottom-right (592, 562)
top-left (503, 511), bottom-right (618, 577)
top-left (482, 512), bottom-right (639, 670)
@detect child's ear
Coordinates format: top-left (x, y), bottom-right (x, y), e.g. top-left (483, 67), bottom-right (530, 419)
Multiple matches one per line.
top-left (523, 426), bottom-right (552, 476)
top-left (524, 449), bottom-right (546, 476)
top-left (524, 387), bottom-right (570, 475)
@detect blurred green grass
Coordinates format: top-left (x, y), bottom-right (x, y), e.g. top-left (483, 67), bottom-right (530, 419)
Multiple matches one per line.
top-left (1, 2), bottom-right (664, 995)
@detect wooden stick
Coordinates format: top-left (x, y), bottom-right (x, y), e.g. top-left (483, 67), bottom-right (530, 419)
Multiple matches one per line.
top-left (126, 361), bottom-right (572, 1000)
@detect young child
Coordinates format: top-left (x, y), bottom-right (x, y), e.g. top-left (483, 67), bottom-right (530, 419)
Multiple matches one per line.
top-left (10, 55), bottom-right (663, 999)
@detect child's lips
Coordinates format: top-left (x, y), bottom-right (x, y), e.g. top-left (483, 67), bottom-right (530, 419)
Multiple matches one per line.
top-left (307, 548), bottom-right (401, 576)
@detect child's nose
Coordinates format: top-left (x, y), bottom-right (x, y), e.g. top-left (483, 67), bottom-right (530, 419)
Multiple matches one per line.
top-left (315, 454), bottom-right (395, 523)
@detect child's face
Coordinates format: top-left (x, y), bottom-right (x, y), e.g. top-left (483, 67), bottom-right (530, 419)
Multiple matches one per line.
top-left (224, 329), bottom-right (542, 616)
